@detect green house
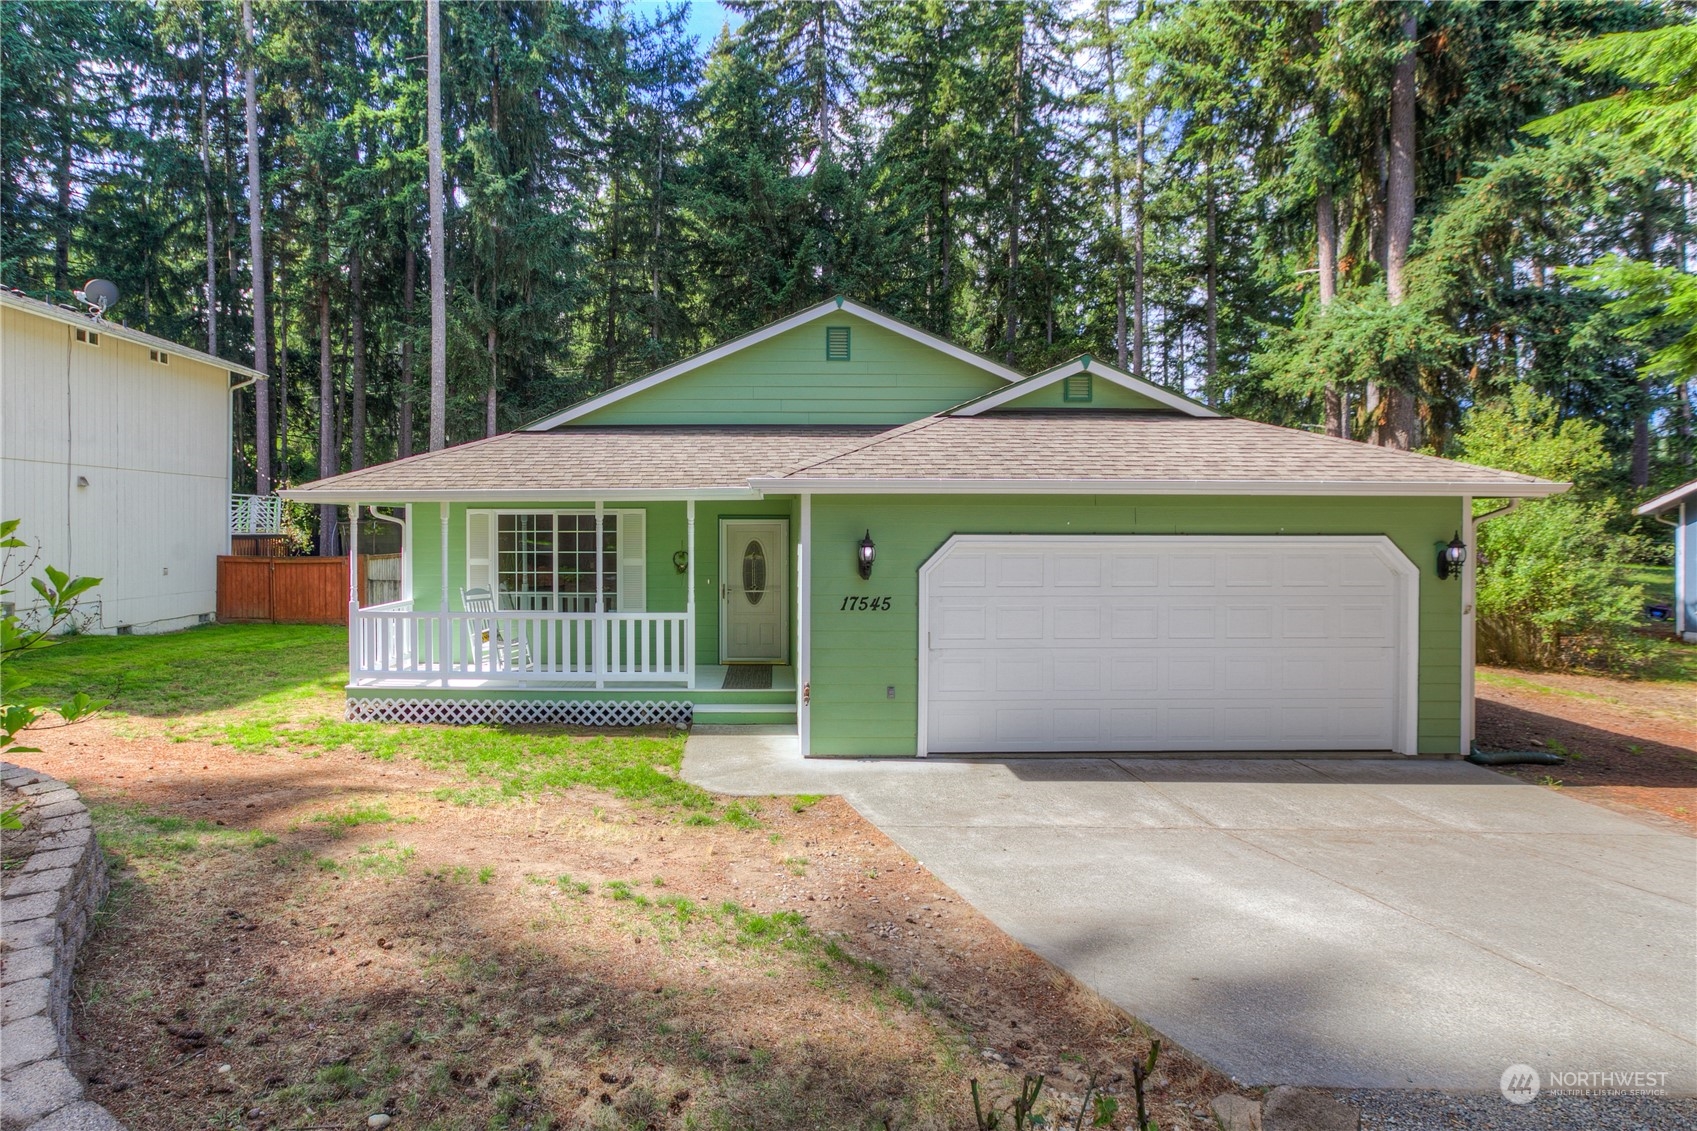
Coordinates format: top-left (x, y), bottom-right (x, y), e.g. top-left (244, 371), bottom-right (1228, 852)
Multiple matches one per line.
top-left (286, 298), bottom-right (1564, 757)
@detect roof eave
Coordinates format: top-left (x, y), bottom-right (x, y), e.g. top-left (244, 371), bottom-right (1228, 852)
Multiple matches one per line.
top-left (279, 485), bottom-right (766, 504)
top-left (751, 477), bottom-right (1571, 498)
top-left (1635, 480), bottom-right (1697, 516)
top-left (0, 290), bottom-right (266, 380)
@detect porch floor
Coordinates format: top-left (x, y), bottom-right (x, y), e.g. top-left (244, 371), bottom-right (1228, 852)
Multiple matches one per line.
top-left (348, 663), bottom-right (795, 694)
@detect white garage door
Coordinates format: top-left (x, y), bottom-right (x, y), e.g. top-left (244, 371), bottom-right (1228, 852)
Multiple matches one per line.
top-left (921, 536), bottom-right (1415, 755)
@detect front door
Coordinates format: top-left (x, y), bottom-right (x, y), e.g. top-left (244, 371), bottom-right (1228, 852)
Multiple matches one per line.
top-left (719, 519), bottom-right (789, 663)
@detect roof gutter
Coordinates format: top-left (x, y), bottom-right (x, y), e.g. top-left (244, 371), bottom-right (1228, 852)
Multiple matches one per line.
top-left (747, 477), bottom-right (1572, 499)
top-left (278, 485), bottom-right (766, 505)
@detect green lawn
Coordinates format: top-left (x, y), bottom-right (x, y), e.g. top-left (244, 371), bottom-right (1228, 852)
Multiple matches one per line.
top-left (7, 623), bottom-right (711, 812)
top-left (1622, 563), bottom-right (1674, 608)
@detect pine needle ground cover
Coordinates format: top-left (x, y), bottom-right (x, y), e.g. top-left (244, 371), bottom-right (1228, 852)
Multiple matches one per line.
top-left (10, 624), bottom-right (1233, 1130)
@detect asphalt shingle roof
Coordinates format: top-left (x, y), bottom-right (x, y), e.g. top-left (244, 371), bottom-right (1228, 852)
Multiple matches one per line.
top-left (285, 413), bottom-right (1563, 500)
top-left (758, 412), bottom-right (1560, 493)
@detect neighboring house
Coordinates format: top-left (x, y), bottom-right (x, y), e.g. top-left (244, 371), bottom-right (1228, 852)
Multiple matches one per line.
top-left (286, 297), bottom-right (1565, 757)
top-left (1, 289), bottom-right (262, 634)
top-left (1636, 480), bottom-right (1697, 642)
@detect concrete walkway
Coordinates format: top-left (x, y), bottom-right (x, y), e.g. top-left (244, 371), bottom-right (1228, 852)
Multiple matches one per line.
top-left (682, 732), bottom-right (1697, 1091)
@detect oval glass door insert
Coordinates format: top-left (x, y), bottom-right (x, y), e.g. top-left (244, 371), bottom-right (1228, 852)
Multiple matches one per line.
top-left (741, 540), bottom-right (767, 605)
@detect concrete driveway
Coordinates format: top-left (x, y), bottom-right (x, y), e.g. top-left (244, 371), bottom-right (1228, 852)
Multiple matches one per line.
top-left (682, 734), bottom-right (1697, 1091)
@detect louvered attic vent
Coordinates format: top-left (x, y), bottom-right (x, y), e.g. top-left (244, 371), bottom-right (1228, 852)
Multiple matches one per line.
top-left (825, 325), bottom-right (851, 361)
top-left (1063, 371), bottom-right (1092, 402)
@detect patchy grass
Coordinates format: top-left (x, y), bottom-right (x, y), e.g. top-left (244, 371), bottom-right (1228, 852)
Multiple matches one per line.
top-left (8, 624), bottom-right (715, 815)
top-left (1622, 564), bottom-right (1674, 608)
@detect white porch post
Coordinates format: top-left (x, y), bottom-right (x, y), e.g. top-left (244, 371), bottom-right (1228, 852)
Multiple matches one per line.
top-left (798, 492), bottom-right (811, 751)
top-left (439, 501), bottom-right (451, 687)
top-left (348, 503), bottom-right (360, 681)
top-left (594, 499), bottom-right (605, 688)
top-left (686, 499), bottom-right (697, 688)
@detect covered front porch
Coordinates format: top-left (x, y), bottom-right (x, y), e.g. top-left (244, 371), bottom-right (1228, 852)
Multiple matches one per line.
top-left (342, 495), bottom-right (801, 699)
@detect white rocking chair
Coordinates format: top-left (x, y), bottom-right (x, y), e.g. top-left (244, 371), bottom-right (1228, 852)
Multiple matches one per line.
top-left (459, 587), bottom-right (531, 672)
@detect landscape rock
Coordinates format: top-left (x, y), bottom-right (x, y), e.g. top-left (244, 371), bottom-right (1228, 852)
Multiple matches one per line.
top-left (1262, 1086), bottom-right (1360, 1131)
top-left (1210, 1092), bottom-right (1263, 1131)
top-left (0, 1059), bottom-right (83, 1130)
top-left (368, 1115), bottom-right (393, 1129)
top-left (27, 1103), bottom-right (127, 1131)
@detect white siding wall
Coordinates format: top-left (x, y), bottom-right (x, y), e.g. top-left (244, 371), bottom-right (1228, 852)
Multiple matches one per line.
top-left (1, 306), bottom-right (232, 633)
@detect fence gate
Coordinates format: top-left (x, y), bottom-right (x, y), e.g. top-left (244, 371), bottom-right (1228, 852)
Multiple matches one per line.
top-left (217, 555), bottom-right (399, 625)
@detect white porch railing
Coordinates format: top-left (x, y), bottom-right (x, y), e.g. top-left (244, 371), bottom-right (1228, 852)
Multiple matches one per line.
top-left (350, 602), bottom-right (692, 685)
top-left (231, 493), bottom-right (285, 535)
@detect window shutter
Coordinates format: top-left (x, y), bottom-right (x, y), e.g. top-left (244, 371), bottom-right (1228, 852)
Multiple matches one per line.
top-left (617, 510), bottom-right (646, 612)
top-left (465, 510), bottom-right (493, 599)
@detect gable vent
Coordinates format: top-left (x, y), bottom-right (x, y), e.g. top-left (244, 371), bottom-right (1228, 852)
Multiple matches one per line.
top-left (1063, 371), bottom-right (1092, 402)
top-left (825, 325), bottom-right (851, 361)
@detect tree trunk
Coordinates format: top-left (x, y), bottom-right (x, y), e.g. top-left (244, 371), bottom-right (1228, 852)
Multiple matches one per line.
top-left (276, 259), bottom-right (288, 480)
top-left (1204, 159), bottom-right (1218, 386)
top-left (1378, 10), bottom-right (1418, 450)
top-left (349, 248), bottom-right (367, 470)
top-left (55, 72), bottom-right (72, 295)
top-left (486, 326), bottom-right (499, 437)
top-left (399, 233), bottom-right (416, 458)
top-left (427, 0), bottom-right (448, 451)
top-left (200, 31), bottom-right (217, 357)
top-left (244, 0), bottom-right (272, 494)
top-left (1103, 0), bottom-right (1127, 369)
top-left (1004, 14), bottom-right (1025, 366)
top-left (1317, 185), bottom-right (1344, 436)
top-left (317, 274), bottom-right (337, 556)
top-left (1133, 105), bottom-right (1146, 378)
top-left (1631, 203), bottom-right (1656, 486)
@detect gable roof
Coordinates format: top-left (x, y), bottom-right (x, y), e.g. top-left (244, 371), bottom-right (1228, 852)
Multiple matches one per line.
top-left (751, 412), bottom-right (1567, 497)
top-left (280, 426), bottom-right (884, 503)
top-left (0, 288), bottom-right (264, 382)
top-left (1636, 479), bottom-right (1697, 517)
top-left (951, 355), bottom-right (1221, 418)
top-left (525, 297), bottom-right (1026, 430)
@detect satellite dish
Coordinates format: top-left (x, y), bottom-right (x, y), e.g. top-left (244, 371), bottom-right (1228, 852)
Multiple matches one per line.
top-left (76, 278), bottom-right (120, 317)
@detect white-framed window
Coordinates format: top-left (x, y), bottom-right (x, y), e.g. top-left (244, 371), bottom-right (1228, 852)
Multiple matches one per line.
top-left (465, 509), bottom-right (646, 612)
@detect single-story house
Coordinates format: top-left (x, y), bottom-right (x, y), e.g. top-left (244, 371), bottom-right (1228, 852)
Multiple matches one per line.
top-left (1, 288), bottom-right (263, 634)
top-left (285, 298), bottom-right (1565, 757)
top-left (1636, 480), bottom-right (1696, 642)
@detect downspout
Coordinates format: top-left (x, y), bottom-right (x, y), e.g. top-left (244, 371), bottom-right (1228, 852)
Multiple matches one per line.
top-left (1650, 505), bottom-right (1681, 637)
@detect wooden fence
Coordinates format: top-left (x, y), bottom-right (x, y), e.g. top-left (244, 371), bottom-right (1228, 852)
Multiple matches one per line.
top-left (217, 554), bottom-right (400, 625)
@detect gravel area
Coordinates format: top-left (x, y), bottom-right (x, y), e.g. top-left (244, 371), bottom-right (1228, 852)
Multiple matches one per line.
top-left (1337, 1089), bottom-right (1697, 1130)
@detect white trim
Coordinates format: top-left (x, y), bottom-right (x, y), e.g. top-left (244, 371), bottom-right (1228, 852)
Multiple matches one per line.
top-left (1679, 501), bottom-right (1688, 639)
top-left (753, 476), bottom-right (1569, 499)
top-left (525, 298), bottom-right (1025, 430)
top-left (403, 503), bottom-right (414, 602)
top-left (0, 289), bottom-right (266, 380)
top-left (686, 500), bottom-right (697, 687)
top-left (953, 356), bottom-right (1221, 418)
top-left (1636, 479), bottom-right (1697, 516)
top-left (1461, 495), bottom-right (1475, 754)
top-left (798, 493), bottom-right (812, 752)
top-left (282, 486), bottom-right (762, 504)
top-left (718, 517), bottom-right (791, 664)
top-left (915, 534), bottom-right (1422, 758)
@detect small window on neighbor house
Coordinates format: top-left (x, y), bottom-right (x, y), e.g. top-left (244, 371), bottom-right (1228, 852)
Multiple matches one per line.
top-left (826, 325), bottom-right (851, 361)
top-left (75, 328), bottom-right (100, 346)
top-left (1063, 372), bottom-right (1092, 402)
top-left (149, 348), bottom-right (169, 364)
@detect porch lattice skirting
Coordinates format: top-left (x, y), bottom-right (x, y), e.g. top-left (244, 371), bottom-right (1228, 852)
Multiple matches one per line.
top-left (346, 697), bottom-right (694, 728)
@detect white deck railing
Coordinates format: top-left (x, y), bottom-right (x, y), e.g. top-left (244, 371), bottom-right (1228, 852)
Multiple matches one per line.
top-left (350, 602), bottom-right (691, 685)
top-left (231, 493), bottom-right (285, 535)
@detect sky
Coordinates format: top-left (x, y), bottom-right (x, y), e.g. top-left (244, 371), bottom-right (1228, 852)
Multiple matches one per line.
top-left (676, 1), bottom-right (742, 50)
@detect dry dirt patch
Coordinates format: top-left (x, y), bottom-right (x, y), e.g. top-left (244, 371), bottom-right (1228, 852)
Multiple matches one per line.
top-left (25, 720), bottom-right (1236, 1130)
top-left (1476, 665), bottom-right (1697, 831)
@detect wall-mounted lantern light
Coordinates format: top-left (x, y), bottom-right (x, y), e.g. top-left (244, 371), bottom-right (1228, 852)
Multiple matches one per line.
top-left (857, 530), bottom-right (877, 580)
top-left (673, 550), bottom-right (689, 574)
top-left (1437, 533), bottom-right (1467, 580)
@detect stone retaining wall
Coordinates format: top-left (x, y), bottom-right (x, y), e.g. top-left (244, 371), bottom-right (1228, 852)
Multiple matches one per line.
top-left (0, 762), bottom-right (125, 1131)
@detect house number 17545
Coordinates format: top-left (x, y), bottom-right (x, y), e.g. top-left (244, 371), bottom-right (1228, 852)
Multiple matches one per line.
top-left (840, 596), bottom-right (893, 612)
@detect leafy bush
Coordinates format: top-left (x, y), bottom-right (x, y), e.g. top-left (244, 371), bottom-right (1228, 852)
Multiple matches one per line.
top-left (1457, 389), bottom-right (1654, 669)
top-left (1, 519), bottom-right (105, 759)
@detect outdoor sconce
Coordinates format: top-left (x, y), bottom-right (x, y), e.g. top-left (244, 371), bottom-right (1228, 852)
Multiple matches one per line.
top-left (1437, 533), bottom-right (1467, 580)
top-left (673, 550), bottom-right (689, 574)
top-left (857, 530), bottom-right (877, 580)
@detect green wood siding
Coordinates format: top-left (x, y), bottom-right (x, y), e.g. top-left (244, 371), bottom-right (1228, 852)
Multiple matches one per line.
top-left (806, 494), bottom-right (1466, 757)
top-left (570, 313), bottom-right (1007, 425)
top-left (991, 377), bottom-right (1169, 411)
top-left (405, 498), bottom-right (798, 667)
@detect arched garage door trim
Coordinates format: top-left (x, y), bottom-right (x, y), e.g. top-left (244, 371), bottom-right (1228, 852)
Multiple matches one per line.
top-left (916, 534), bottom-right (1421, 757)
